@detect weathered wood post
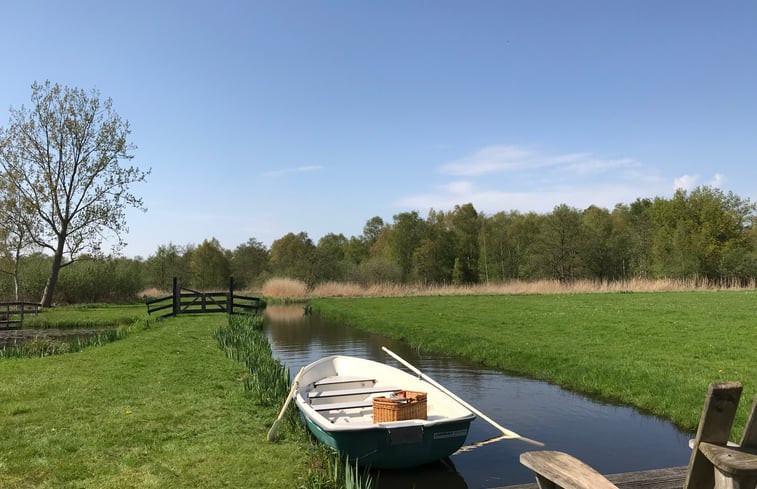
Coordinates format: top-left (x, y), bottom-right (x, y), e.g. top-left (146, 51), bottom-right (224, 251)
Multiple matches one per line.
top-left (228, 277), bottom-right (235, 315)
top-left (172, 277), bottom-right (180, 316)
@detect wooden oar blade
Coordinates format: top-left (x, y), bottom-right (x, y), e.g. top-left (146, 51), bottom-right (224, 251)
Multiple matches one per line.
top-left (266, 367), bottom-right (305, 442)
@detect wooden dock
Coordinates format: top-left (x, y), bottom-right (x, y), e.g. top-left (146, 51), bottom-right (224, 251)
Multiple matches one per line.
top-left (494, 465), bottom-right (687, 489)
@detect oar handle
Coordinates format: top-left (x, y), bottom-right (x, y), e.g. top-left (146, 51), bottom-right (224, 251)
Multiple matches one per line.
top-left (382, 347), bottom-right (544, 447)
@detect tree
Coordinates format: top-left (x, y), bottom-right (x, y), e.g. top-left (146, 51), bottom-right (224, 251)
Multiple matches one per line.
top-left (313, 233), bottom-right (348, 282)
top-left (269, 232), bottom-right (316, 284)
top-left (386, 211), bottom-right (427, 282)
top-left (533, 204), bottom-right (584, 281)
top-left (0, 176), bottom-right (36, 300)
top-left (650, 187), bottom-right (756, 279)
top-left (145, 243), bottom-right (188, 290)
top-left (412, 221), bottom-right (454, 284)
top-left (231, 238), bottom-right (269, 288)
top-left (189, 238), bottom-right (230, 290)
top-left (581, 205), bottom-right (624, 281)
top-left (0, 81), bottom-right (149, 306)
top-left (450, 203), bottom-right (481, 283)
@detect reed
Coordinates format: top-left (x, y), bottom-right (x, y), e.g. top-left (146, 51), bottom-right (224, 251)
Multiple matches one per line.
top-left (214, 314), bottom-right (290, 405)
top-left (299, 447), bottom-right (375, 489)
top-left (305, 277), bottom-right (757, 299)
top-left (262, 277), bottom-right (309, 299)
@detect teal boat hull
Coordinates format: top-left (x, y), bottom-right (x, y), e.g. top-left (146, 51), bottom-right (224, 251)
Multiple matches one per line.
top-left (301, 413), bottom-right (474, 469)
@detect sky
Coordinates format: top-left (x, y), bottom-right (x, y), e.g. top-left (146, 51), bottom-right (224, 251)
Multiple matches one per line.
top-left (1, 1), bottom-right (756, 258)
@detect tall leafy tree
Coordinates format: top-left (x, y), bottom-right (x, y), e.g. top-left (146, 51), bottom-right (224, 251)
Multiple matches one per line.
top-left (651, 187), bottom-right (756, 279)
top-left (533, 204), bottom-right (584, 281)
top-left (450, 203), bottom-right (481, 283)
top-left (386, 211), bottom-right (427, 282)
top-left (412, 211), bottom-right (455, 284)
top-left (581, 205), bottom-right (624, 281)
top-left (231, 238), bottom-right (269, 288)
top-left (0, 81), bottom-right (149, 306)
top-left (0, 176), bottom-right (36, 300)
top-left (145, 243), bottom-right (189, 290)
top-left (314, 233), bottom-right (348, 282)
top-left (269, 232), bottom-right (316, 283)
top-left (189, 238), bottom-right (230, 290)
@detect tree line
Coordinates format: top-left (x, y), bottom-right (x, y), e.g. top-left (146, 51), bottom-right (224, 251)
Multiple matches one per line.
top-left (2, 185), bottom-right (756, 304)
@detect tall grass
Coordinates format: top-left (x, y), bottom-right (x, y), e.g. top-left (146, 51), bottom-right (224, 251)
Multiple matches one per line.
top-left (261, 277), bottom-right (757, 300)
top-left (262, 277), bottom-right (309, 299)
top-left (214, 314), bottom-right (290, 405)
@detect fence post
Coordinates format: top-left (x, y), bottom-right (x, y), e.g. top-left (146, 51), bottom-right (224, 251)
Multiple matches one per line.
top-left (172, 277), bottom-right (180, 316)
top-left (229, 277), bottom-right (234, 315)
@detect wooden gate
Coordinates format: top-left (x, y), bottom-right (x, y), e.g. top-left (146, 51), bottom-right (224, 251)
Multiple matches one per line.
top-left (145, 278), bottom-right (263, 317)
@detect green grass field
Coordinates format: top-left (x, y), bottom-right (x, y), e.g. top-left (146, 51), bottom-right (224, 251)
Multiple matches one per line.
top-left (0, 311), bottom-right (309, 488)
top-left (310, 290), bottom-right (757, 438)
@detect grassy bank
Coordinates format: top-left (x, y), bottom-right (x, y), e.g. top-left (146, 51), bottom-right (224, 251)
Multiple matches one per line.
top-left (310, 290), bottom-right (757, 438)
top-left (0, 312), bottom-right (310, 488)
top-left (22, 303), bottom-right (149, 329)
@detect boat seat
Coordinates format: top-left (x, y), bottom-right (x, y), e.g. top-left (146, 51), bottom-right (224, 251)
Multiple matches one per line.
top-left (313, 400), bottom-right (375, 412)
top-left (313, 377), bottom-right (375, 387)
top-left (308, 386), bottom-right (401, 400)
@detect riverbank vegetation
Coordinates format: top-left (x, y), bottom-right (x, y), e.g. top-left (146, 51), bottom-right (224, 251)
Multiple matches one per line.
top-left (310, 291), bottom-right (757, 439)
top-left (4, 186), bottom-right (757, 305)
top-left (0, 308), bottom-right (371, 488)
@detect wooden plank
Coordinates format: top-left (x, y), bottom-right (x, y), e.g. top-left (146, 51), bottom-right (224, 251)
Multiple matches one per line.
top-left (519, 451), bottom-right (619, 489)
top-left (313, 400), bottom-right (374, 411)
top-left (308, 386), bottom-right (400, 399)
top-left (698, 442), bottom-right (757, 476)
top-left (741, 393), bottom-right (757, 449)
top-left (497, 466), bottom-right (687, 489)
top-left (313, 377), bottom-right (375, 387)
top-left (684, 382), bottom-right (743, 489)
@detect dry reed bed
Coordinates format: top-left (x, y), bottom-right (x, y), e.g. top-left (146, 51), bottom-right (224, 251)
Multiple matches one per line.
top-left (258, 277), bottom-right (757, 300)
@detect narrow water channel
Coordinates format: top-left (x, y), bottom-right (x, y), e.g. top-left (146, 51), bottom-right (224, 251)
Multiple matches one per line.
top-left (263, 305), bottom-right (692, 489)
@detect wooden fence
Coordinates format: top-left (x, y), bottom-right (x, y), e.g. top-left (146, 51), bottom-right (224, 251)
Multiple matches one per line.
top-left (145, 278), bottom-right (263, 317)
top-left (0, 302), bottom-right (41, 329)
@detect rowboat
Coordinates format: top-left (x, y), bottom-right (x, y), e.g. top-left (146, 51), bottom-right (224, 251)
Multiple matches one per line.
top-left (293, 354), bottom-right (477, 469)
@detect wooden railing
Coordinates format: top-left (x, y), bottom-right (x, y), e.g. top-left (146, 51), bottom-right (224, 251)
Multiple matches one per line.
top-left (145, 278), bottom-right (263, 317)
top-left (0, 302), bottom-right (41, 329)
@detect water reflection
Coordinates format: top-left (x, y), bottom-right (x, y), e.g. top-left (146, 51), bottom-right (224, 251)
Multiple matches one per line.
top-left (263, 305), bottom-right (692, 489)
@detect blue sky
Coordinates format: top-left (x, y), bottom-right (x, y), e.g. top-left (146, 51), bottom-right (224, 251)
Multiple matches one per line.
top-left (1, 1), bottom-right (756, 258)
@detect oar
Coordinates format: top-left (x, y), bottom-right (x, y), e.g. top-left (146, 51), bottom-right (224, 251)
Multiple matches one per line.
top-left (381, 347), bottom-right (544, 447)
top-left (267, 367), bottom-right (305, 442)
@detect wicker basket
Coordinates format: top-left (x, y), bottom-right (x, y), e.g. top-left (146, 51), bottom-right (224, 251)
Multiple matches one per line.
top-left (372, 390), bottom-right (427, 423)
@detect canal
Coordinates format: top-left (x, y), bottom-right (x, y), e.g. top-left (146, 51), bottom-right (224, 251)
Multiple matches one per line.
top-left (262, 305), bottom-right (692, 489)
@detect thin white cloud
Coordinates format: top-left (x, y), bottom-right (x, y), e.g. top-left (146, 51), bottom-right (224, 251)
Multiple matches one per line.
top-left (674, 174), bottom-right (698, 190)
top-left (264, 165), bottom-right (323, 178)
top-left (562, 157), bottom-right (639, 175)
top-left (440, 145), bottom-right (539, 175)
top-left (440, 145), bottom-right (640, 177)
top-left (710, 173), bottom-right (725, 188)
top-left (674, 173), bottom-right (726, 191)
top-left (396, 144), bottom-right (669, 216)
top-left (396, 181), bottom-right (660, 215)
